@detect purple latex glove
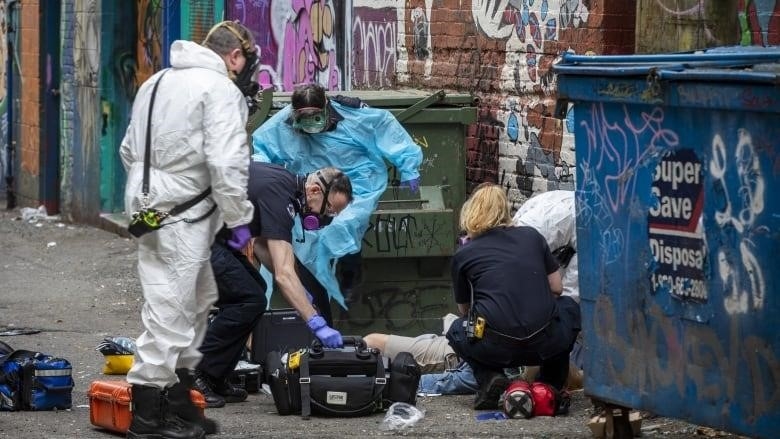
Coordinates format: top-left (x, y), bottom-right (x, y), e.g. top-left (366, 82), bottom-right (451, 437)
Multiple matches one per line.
top-left (401, 177), bottom-right (420, 194)
top-left (226, 225), bottom-right (252, 251)
top-left (306, 315), bottom-right (343, 348)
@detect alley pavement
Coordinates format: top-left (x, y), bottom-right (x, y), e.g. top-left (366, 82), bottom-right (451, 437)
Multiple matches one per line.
top-left (0, 202), bottom-right (745, 438)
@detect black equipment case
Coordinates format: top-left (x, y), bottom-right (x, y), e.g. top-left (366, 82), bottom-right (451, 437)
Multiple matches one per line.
top-left (251, 308), bottom-right (314, 367)
top-left (266, 336), bottom-right (388, 418)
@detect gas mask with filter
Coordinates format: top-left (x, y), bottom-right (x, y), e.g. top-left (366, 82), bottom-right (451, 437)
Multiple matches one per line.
top-left (235, 49), bottom-right (260, 97)
top-left (299, 171), bottom-right (337, 230)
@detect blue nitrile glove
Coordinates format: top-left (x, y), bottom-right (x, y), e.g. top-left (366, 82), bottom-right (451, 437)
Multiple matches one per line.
top-left (401, 177), bottom-right (420, 194)
top-left (306, 315), bottom-right (343, 348)
top-left (226, 225), bottom-right (252, 251)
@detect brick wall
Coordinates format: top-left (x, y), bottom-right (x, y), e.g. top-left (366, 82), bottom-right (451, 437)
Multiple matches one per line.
top-left (59, 0), bottom-right (75, 220)
top-left (401, 1), bottom-right (635, 206)
top-left (18, 0), bottom-right (40, 205)
top-left (352, 1), bottom-right (635, 207)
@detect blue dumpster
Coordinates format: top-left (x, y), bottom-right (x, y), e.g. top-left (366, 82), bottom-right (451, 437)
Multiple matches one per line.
top-left (554, 47), bottom-right (780, 439)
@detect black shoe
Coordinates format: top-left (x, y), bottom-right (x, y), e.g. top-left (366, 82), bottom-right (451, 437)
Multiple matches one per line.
top-left (474, 374), bottom-right (510, 410)
top-left (210, 375), bottom-right (248, 403)
top-left (127, 384), bottom-right (205, 439)
top-left (193, 370), bottom-right (226, 409)
top-left (556, 390), bottom-right (572, 416)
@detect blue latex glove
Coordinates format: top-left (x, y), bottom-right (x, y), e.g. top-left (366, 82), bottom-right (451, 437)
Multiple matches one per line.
top-left (401, 177), bottom-right (420, 194)
top-left (226, 225), bottom-right (252, 251)
top-left (306, 315), bottom-right (343, 348)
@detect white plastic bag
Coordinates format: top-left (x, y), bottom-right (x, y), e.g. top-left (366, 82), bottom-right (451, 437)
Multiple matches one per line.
top-left (379, 402), bottom-right (425, 431)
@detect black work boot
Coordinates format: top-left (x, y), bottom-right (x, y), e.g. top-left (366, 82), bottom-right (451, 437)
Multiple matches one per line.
top-left (127, 384), bottom-right (205, 439)
top-left (192, 370), bottom-right (226, 408)
top-left (473, 373), bottom-right (510, 410)
top-left (168, 369), bottom-right (219, 435)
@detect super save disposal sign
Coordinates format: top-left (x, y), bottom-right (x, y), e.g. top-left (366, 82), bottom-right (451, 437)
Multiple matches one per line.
top-left (648, 150), bottom-right (707, 302)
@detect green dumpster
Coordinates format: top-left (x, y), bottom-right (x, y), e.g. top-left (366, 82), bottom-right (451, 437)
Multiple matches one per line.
top-left (252, 89), bottom-right (478, 335)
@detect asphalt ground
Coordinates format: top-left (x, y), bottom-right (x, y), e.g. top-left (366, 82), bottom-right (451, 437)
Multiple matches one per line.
top-left (0, 204), bottom-right (746, 438)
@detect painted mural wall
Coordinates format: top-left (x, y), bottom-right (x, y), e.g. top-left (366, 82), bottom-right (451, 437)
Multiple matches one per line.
top-left (739, 0), bottom-right (780, 45)
top-left (221, 0), bottom-right (607, 206)
top-left (0, 0), bottom-right (9, 194)
top-left (9, 1), bottom-right (779, 218)
top-left (227, 0), bottom-right (343, 91)
top-left (349, 0), bottom-right (620, 208)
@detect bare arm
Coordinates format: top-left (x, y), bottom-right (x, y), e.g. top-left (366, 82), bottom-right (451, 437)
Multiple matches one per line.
top-left (457, 303), bottom-right (470, 316)
top-left (254, 237), bottom-right (318, 321)
top-left (548, 270), bottom-right (563, 296)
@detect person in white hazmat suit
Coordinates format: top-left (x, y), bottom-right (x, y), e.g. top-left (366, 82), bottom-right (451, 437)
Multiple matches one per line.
top-left (251, 82), bottom-right (423, 312)
top-left (120, 21), bottom-right (259, 439)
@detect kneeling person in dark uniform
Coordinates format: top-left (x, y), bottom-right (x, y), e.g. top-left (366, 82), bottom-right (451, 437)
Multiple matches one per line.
top-left (446, 184), bottom-right (581, 410)
top-left (194, 162), bottom-right (353, 407)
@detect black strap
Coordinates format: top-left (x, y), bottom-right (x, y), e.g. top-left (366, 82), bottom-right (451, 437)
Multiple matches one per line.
top-left (141, 69), bottom-right (169, 198)
top-left (139, 69), bottom-right (213, 221)
top-left (169, 187), bottom-right (212, 216)
top-left (299, 354), bottom-right (311, 419)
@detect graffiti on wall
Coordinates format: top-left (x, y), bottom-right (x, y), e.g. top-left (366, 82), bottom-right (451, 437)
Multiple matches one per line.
top-left (577, 103), bottom-right (778, 427)
top-left (0, 0), bottom-right (8, 191)
top-left (337, 283), bottom-right (450, 332)
top-left (710, 129), bottom-right (766, 314)
top-left (578, 103), bottom-right (678, 266)
top-left (738, 0), bottom-right (780, 45)
top-left (136, 0), bottom-right (163, 87)
top-left (74, 0), bottom-right (100, 199)
top-left (352, 7), bottom-right (398, 88)
top-left (592, 296), bottom-right (780, 422)
top-left (362, 213), bottom-right (448, 256)
top-left (231, 0), bottom-right (340, 91)
top-left (471, 0), bottom-right (589, 200)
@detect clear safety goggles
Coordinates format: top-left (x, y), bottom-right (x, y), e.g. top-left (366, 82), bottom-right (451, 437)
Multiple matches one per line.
top-left (292, 107), bottom-right (329, 134)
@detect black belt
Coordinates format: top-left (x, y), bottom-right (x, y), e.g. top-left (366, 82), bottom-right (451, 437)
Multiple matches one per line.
top-left (484, 321), bottom-right (551, 347)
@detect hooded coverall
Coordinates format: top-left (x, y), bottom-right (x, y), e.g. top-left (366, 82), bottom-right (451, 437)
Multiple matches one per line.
top-left (120, 40), bottom-right (254, 389)
top-left (251, 100), bottom-right (423, 307)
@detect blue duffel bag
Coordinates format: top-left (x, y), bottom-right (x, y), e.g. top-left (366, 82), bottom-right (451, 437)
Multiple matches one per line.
top-left (0, 340), bottom-right (74, 411)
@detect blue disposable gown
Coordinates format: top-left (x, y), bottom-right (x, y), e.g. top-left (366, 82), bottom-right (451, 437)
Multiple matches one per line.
top-left (252, 101), bottom-right (423, 308)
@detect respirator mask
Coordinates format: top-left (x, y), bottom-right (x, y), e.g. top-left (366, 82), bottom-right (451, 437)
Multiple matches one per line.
top-left (235, 48), bottom-right (260, 97)
top-left (207, 21), bottom-right (260, 97)
top-left (301, 171), bottom-right (336, 230)
top-left (292, 106), bottom-right (329, 134)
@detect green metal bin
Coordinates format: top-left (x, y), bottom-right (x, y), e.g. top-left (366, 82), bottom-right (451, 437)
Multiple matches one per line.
top-left (252, 89), bottom-right (478, 335)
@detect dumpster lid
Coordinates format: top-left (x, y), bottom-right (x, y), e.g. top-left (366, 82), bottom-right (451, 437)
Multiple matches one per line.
top-left (266, 89), bottom-right (477, 109)
top-left (554, 46), bottom-right (780, 84)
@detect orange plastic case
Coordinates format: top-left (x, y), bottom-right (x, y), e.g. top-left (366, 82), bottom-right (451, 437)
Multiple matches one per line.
top-left (88, 380), bottom-right (205, 433)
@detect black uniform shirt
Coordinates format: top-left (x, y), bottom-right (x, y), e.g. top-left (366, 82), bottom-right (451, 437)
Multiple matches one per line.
top-left (247, 162), bottom-right (301, 242)
top-left (451, 226), bottom-right (560, 338)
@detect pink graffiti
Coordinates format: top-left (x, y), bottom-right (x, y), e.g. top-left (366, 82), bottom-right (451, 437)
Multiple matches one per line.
top-left (279, 0), bottom-right (340, 90)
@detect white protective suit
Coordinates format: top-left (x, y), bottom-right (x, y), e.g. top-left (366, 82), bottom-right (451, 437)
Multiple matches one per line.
top-left (252, 100), bottom-right (422, 307)
top-left (120, 40), bottom-right (254, 389)
top-left (512, 190), bottom-right (578, 299)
